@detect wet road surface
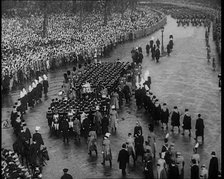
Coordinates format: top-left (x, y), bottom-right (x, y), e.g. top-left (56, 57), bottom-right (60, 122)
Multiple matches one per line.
top-left (2, 16), bottom-right (221, 179)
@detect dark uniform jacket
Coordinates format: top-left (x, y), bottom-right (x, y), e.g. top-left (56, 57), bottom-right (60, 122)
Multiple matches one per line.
top-left (117, 149), bottom-right (129, 169)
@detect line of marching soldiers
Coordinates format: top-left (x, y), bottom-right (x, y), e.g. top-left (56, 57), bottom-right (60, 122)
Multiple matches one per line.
top-left (175, 14), bottom-right (212, 27)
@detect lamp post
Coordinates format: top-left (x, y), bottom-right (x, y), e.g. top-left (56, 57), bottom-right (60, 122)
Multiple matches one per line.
top-left (161, 27), bottom-right (164, 55)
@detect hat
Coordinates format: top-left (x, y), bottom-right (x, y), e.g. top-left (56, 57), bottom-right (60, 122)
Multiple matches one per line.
top-left (211, 151), bottom-right (216, 155)
top-left (35, 126), bottom-right (40, 131)
top-left (195, 142), bottom-right (199, 149)
top-left (111, 105), bottom-right (115, 109)
top-left (105, 133), bottom-right (111, 138)
top-left (165, 133), bottom-right (169, 139)
top-left (63, 168), bottom-right (68, 172)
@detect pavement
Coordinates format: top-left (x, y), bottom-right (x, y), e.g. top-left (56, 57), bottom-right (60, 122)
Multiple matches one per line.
top-left (1, 16), bottom-right (221, 179)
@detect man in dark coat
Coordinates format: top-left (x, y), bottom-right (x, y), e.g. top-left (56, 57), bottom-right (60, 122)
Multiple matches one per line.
top-left (171, 106), bottom-right (181, 133)
top-left (123, 84), bottom-right (131, 103)
top-left (61, 168), bottom-right (73, 179)
top-left (160, 103), bottom-right (169, 130)
top-left (135, 132), bottom-right (144, 162)
top-left (155, 47), bottom-right (160, 63)
top-left (169, 160), bottom-right (179, 179)
top-left (29, 140), bottom-right (39, 167)
top-left (10, 106), bottom-right (18, 128)
top-left (23, 123), bottom-right (32, 145)
top-left (117, 143), bottom-right (129, 176)
top-left (151, 44), bottom-right (156, 61)
top-left (156, 39), bottom-right (160, 48)
top-left (101, 114), bottom-right (109, 135)
top-left (191, 159), bottom-right (199, 179)
top-left (208, 151), bottom-right (219, 179)
top-left (195, 114), bottom-right (204, 143)
top-left (138, 52), bottom-right (143, 64)
top-left (33, 126), bottom-right (44, 150)
top-left (182, 109), bottom-right (192, 136)
top-left (61, 118), bottom-right (70, 143)
top-left (167, 44), bottom-right (171, 56)
top-left (146, 44), bottom-right (150, 56)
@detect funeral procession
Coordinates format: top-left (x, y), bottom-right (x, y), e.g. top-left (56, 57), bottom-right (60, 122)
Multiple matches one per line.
top-left (1, 0), bottom-right (222, 179)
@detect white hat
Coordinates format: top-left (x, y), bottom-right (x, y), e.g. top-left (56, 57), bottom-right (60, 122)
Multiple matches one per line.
top-left (195, 142), bottom-right (199, 149)
top-left (105, 133), bottom-right (111, 138)
top-left (111, 105), bottom-right (115, 109)
top-left (38, 76), bottom-right (43, 83)
top-left (22, 88), bottom-right (27, 95)
top-left (165, 133), bottom-right (169, 139)
top-left (43, 74), bottom-right (47, 80)
top-left (28, 85), bottom-right (33, 92)
top-left (35, 126), bottom-right (40, 131)
top-left (32, 82), bottom-right (36, 88)
top-left (20, 91), bottom-right (24, 98)
top-left (35, 79), bottom-right (38, 85)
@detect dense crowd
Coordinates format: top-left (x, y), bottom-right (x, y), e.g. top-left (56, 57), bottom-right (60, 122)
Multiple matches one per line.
top-left (2, 148), bottom-right (32, 179)
top-left (2, 7), bottom-right (164, 93)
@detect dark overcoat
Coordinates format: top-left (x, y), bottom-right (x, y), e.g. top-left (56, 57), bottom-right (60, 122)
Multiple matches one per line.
top-left (33, 132), bottom-right (44, 148)
top-left (117, 149), bottom-right (129, 169)
top-left (183, 114), bottom-right (191, 130)
top-left (161, 108), bottom-right (169, 124)
top-left (43, 80), bottom-right (49, 94)
top-left (191, 164), bottom-right (199, 179)
top-left (171, 111), bottom-right (180, 126)
top-left (208, 157), bottom-right (219, 179)
top-left (195, 118), bottom-right (204, 136)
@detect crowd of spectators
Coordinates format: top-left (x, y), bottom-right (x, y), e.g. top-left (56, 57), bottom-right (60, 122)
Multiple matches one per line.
top-left (2, 148), bottom-right (32, 179)
top-left (2, 7), bottom-right (164, 92)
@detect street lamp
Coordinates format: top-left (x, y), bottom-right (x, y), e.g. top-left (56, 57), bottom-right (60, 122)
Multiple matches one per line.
top-left (161, 27), bottom-right (164, 55)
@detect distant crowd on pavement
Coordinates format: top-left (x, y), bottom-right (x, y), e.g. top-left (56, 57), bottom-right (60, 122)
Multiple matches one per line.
top-left (1, 7), bottom-right (164, 94)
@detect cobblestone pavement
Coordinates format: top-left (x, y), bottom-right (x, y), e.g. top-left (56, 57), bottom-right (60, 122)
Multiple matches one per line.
top-left (2, 16), bottom-right (221, 179)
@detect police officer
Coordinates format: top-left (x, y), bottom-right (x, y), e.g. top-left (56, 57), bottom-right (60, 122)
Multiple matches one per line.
top-left (61, 168), bottom-right (73, 179)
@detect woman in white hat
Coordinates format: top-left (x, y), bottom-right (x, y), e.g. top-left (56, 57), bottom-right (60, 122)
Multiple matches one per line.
top-left (101, 133), bottom-right (112, 167)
